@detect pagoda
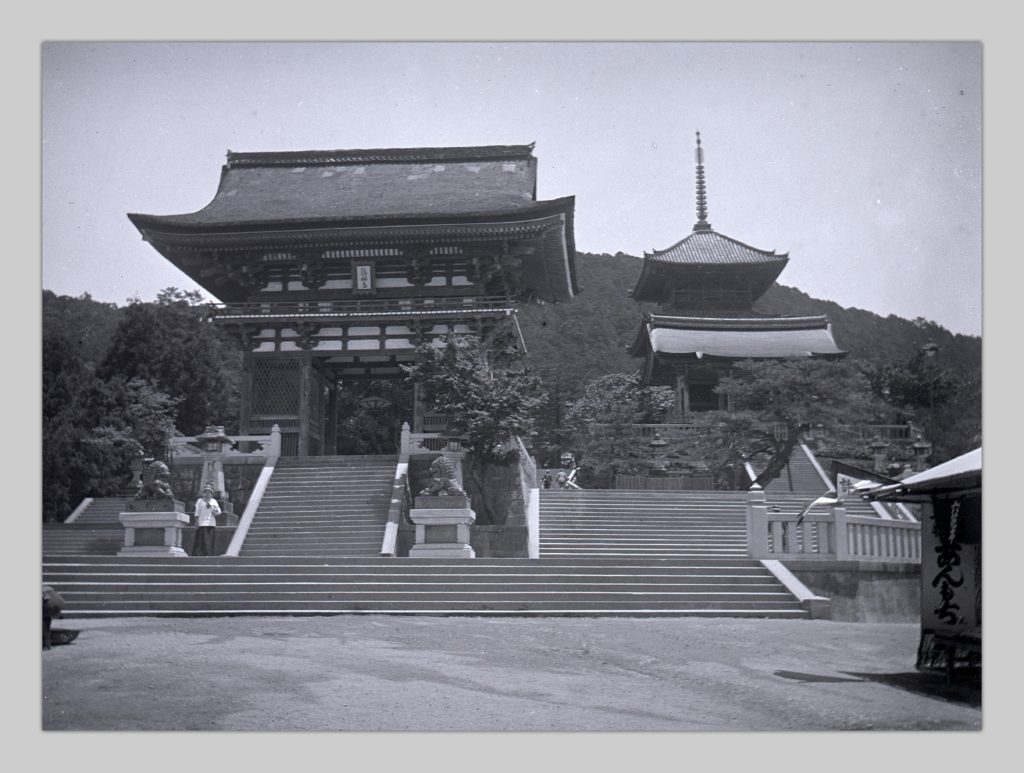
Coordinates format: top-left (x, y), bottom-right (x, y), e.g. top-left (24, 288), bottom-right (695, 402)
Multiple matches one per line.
top-left (129, 144), bottom-right (577, 456)
top-left (628, 133), bottom-right (844, 415)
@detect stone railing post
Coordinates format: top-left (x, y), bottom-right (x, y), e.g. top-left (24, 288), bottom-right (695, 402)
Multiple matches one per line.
top-left (746, 484), bottom-right (769, 558)
top-left (400, 422), bottom-right (411, 457)
top-left (833, 500), bottom-right (850, 560)
top-left (269, 423), bottom-right (282, 458)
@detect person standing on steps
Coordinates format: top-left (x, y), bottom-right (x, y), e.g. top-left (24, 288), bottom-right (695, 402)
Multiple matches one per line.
top-left (193, 484), bottom-right (222, 556)
top-left (542, 470), bottom-right (553, 489)
top-left (556, 469), bottom-right (568, 490)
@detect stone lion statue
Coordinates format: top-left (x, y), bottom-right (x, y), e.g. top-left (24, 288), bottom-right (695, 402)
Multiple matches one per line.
top-left (136, 460), bottom-right (174, 500)
top-left (418, 456), bottom-right (465, 496)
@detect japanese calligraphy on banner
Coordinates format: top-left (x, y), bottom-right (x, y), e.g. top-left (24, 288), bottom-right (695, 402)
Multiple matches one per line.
top-left (921, 494), bottom-right (981, 635)
top-left (353, 262), bottom-right (375, 294)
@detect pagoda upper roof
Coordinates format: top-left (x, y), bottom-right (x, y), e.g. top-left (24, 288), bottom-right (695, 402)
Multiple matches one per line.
top-left (629, 230), bottom-right (789, 306)
top-left (646, 229), bottom-right (788, 266)
top-left (629, 314), bottom-right (846, 361)
top-left (129, 144), bottom-right (556, 228)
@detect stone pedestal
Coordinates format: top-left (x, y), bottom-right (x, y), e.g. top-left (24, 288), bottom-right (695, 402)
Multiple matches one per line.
top-left (408, 495), bottom-right (476, 558)
top-left (118, 500), bottom-right (190, 557)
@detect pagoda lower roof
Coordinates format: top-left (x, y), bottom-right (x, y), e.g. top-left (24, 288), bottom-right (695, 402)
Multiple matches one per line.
top-left (128, 144), bottom-right (553, 228)
top-left (629, 314), bottom-right (846, 360)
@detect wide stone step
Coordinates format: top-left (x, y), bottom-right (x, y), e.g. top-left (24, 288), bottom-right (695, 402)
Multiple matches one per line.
top-left (254, 506), bottom-right (390, 514)
top-left (57, 590), bottom-right (797, 608)
top-left (260, 493), bottom-right (391, 501)
top-left (541, 532), bottom-right (746, 538)
top-left (49, 594), bottom-right (802, 610)
top-left (243, 535), bottom-right (384, 541)
top-left (48, 572), bottom-right (780, 588)
top-left (540, 525), bottom-right (746, 533)
top-left (43, 560), bottom-right (773, 575)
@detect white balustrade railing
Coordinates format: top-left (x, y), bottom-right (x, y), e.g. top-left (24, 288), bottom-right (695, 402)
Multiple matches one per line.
top-left (170, 425), bottom-right (282, 461)
top-left (746, 485), bottom-right (920, 563)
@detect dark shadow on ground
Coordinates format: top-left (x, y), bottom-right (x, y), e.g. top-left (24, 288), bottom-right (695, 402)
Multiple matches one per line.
top-left (773, 669), bottom-right (981, 709)
top-left (844, 670), bottom-right (981, 708)
top-left (774, 671), bottom-right (864, 684)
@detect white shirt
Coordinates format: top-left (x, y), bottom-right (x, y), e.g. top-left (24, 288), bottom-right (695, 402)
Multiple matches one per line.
top-left (194, 496), bottom-right (222, 527)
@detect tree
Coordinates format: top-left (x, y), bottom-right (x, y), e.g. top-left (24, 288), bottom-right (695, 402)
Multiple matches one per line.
top-left (401, 334), bottom-right (546, 524)
top-left (862, 351), bottom-right (981, 462)
top-left (98, 292), bottom-right (241, 434)
top-left (563, 373), bottom-right (674, 487)
top-left (43, 329), bottom-right (180, 521)
top-left (403, 335), bottom-right (545, 463)
top-left (686, 358), bottom-right (880, 489)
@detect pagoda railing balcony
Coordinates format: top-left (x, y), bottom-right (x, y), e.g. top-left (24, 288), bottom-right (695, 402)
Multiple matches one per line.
top-left (810, 423), bottom-right (924, 443)
top-left (206, 295), bottom-right (517, 322)
top-left (601, 422), bottom-right (790, 441)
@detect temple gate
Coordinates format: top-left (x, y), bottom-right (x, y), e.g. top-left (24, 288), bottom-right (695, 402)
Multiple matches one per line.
top-left (129, 144), bottom-right (578, 455)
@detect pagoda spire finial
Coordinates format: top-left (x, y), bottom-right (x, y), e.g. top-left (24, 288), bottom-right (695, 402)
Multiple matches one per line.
top-left (693, 131), bottom-right (712, 232)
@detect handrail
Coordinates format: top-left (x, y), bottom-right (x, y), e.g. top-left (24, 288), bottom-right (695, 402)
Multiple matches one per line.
top-left (225, 458), bottom-right (278, 557)
top-left (380, 462), bottom-right (411, 557)
top-left (64, 497), bottom-right (94, 525)
top-left (760, 559), bottom-right (831, 619)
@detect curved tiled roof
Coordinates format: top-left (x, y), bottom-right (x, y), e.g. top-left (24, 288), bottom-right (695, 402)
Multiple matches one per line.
top-left (225, 144), bottom-right (536, 167)
top-left (630, 314), bottom-right (845, 360)
top-left (130, 145), bottom-right (544, 227)
top-left (629, 229), bottom-right (789, 306)
top-left (127, 144), bottom-right (579, 304)
top-left (646, 315), bottom-right (833, 331)
top-left (647, 229), bottom-right (788, 265)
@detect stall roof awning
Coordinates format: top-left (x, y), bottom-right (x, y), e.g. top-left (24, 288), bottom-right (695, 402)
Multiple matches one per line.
top-left (867, 448), bottom-right (982, 501)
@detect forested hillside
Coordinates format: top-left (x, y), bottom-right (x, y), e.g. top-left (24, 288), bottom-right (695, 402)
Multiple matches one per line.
top-left (518, 252), bottom-right (981, 400)
top-left (41, 258), bottom-right (981, 517)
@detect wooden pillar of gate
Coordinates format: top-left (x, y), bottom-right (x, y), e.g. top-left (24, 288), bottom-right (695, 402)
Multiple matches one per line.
top-left (297, 350), bottom-right (313, 457)
top-left (239, 347), bottom-right (254, 435)
top-left (325, 379), bottom-right (340, 455)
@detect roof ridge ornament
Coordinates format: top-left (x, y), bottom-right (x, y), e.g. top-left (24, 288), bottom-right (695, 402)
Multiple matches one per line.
top-left (693, 131), bottom-right (712, 232)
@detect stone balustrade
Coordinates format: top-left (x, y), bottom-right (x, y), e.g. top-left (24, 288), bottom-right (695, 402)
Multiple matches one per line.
top-left (746, 485), bottom-right (921, 563)
top-left (169, 425), bottom-right (282, 460)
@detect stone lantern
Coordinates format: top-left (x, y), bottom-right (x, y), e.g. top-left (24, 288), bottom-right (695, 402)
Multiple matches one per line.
top-left (912, 435), bottom-right (932, 472)
top-left (869, 436), bottom-right (889, 474)
top-left (195, 425), bottom-right (232, 493)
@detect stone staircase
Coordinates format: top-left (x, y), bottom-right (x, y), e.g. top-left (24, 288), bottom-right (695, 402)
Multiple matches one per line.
top-left (40, 555), bottom-right (807, 618)
top-left (42, 496), bottom-right (134, 556)
top-left (68, 496), bottom-right (137, 525)
top-left (759, 444), bottom-right (830, 495)
top-left (540, 489), bottom-right (748, 557)
top-left (536, 489), bottom-right (806, 617)
top-left (40, 469), bottom-right (809, 619)
top-left (239, 455), bottom-right (396, 557)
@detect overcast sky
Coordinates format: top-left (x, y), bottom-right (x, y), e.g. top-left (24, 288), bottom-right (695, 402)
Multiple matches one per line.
top-left (41, 41), bottom-right (981, 336)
